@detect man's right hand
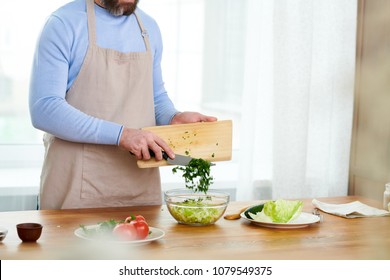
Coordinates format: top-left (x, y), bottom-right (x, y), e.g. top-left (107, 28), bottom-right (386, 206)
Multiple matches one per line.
top-left (119, 127), bottom-right (175, 161)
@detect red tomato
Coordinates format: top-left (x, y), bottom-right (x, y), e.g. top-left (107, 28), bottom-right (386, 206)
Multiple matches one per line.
top-left (124, 215), bottom-right (145, 223)
top-left (135, 215), bottom-right (146, 222)
top-left (124, 216), bottom-right (149, 240)
top-left (131, 220), bottom-right (149, 240)
top-left (112, 222), bottom-right (137, 241)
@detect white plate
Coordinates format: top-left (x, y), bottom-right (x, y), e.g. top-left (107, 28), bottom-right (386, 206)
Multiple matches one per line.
top-left (240, 212), bottom-right (320, 229)
top-left (74, 225), bottom-right (165, 245)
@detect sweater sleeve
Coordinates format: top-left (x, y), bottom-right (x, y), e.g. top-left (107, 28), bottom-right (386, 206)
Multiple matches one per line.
top-left (29, 15), bottom-right (122, 145)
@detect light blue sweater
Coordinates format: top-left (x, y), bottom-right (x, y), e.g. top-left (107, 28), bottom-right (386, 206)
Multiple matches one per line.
top-left (29, 0), bottom-right (178, 145)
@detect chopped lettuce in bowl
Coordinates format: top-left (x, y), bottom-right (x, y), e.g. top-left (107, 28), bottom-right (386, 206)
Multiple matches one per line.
top-left (165, 189), bottom-right (229, 226)
top-left (248, 199), bottom-right (303, 223)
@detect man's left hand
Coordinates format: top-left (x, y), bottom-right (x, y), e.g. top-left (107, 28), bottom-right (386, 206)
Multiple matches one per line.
top-left (170, 111), bottom-right (217, 124)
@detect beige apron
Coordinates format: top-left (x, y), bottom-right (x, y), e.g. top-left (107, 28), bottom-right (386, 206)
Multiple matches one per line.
top-left (39, 0), bottom-right (161, 209)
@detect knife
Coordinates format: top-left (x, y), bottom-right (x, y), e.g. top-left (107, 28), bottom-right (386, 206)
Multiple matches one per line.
top-left (149, 150), bottom-right (215, 166)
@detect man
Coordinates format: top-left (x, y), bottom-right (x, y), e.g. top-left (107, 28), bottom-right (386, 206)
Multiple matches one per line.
top-left (29, 0), bottom-right (216, 209)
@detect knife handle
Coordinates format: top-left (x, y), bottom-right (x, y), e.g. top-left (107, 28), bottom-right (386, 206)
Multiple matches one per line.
top-left (129, 150), bottom-right (169, 160)
top-left (148, 149), bottom-right (169, 160)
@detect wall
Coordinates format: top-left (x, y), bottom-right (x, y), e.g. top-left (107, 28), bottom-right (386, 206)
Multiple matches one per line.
top-left (349, 0), bottom-right (390, 202)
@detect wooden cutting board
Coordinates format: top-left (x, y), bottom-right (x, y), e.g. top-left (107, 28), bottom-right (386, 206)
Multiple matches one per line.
top-left (137, 120), bottom-right (232, 168)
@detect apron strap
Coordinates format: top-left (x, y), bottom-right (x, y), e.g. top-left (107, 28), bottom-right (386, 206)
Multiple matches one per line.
top-left (134, 12), bottom-right (151, 52)
top-left (86, 0), bottom-right (97, 46)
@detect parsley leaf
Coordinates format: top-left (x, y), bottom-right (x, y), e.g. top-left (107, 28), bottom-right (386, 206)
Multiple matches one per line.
top-left (172, 158), bottom-right (214, 194)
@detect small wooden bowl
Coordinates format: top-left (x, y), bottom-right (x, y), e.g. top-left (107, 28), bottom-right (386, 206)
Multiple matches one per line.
top-left (16, 223), bottom-right (43, 242)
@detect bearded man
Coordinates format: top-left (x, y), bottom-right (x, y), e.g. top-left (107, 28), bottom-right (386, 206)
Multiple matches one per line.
top-left (29, 0), bottom-right (216, 209)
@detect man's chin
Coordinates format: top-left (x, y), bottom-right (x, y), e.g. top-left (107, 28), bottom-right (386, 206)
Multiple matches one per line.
top-left (101, 0), bottom-right (139, 16)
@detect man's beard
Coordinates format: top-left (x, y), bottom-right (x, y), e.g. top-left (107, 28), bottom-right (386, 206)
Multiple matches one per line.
top-left (100, 0), bottom-right (139, 16)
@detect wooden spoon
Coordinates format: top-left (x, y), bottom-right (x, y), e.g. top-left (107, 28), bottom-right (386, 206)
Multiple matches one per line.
top-left (224, 206), bottom-right (249, 220)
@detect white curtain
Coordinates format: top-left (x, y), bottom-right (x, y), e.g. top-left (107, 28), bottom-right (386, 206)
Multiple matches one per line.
top-left (237, 0), bottom-right (357, 200)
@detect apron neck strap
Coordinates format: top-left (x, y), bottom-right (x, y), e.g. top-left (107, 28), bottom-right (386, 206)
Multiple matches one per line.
top-left (134, 12), bottom-right (151, 52)
top-left (86, 0), bottom-right (97, 45)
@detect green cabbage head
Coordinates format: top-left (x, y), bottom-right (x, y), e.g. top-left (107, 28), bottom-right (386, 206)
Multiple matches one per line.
top-left (249, 199), bottom-right (303, 223)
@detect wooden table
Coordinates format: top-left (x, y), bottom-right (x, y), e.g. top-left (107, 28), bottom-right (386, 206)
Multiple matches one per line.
top-left (0, 196), bottom-right (389, 260)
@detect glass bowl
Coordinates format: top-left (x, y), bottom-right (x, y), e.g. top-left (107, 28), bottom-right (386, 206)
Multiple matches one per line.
top-left (0, 227), bottom-right (8, 242)
top-left (164, 189), bottom-right (230, 226)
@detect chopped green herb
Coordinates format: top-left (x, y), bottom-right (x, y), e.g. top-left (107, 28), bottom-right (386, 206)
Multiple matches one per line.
top-left (172, 158), bottom-right (214, 194)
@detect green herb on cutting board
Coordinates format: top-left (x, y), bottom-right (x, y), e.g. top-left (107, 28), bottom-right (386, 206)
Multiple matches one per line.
top-left (172, 158), bottom-right (214, 194)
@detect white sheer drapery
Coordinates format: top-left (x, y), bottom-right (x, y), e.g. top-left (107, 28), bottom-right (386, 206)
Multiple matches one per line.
top-left (237, 0), bottom-right (357, 200)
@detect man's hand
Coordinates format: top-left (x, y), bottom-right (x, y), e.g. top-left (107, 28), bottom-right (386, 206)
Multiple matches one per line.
top-left (170, 111), bottom-right (217, 125)
top-left (119, 127), bottom-right (174, 161)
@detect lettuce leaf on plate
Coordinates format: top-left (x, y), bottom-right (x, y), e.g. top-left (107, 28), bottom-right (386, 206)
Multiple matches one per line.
top-left (249, 199), bottom-right (303, 223)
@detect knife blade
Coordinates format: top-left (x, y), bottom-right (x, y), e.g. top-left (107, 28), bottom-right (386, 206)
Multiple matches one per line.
top-left (149, 150), bottom-right (214, 166)
top-left (149, 150), bottom-right (192, 166)
top-left (165, 152), bottom-right (194, 166)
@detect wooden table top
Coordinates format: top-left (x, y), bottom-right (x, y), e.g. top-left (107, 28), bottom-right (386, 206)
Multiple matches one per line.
top-left (0, 196), bottom-right (389, 260)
